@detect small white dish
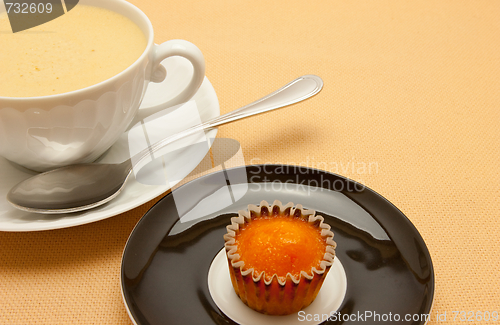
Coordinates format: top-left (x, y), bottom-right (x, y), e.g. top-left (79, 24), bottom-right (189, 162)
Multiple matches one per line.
top-left (0, 58), bottom-right (219, 232)
top-left (208, 248), bottom-right (347, 325)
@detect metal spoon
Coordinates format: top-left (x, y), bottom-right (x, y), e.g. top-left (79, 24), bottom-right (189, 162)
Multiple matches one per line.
top-left (7, 75), bottom-right (323, 214)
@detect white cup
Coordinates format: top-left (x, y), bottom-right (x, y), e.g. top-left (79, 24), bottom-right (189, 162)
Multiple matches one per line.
top-left (0, 0), bottom-right (205, 171)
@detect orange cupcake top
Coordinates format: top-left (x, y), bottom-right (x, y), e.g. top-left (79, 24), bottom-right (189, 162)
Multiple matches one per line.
top-left (224, 200), bottom-right (336, 285)
top-left (234, 215), bottom-right (327, 282)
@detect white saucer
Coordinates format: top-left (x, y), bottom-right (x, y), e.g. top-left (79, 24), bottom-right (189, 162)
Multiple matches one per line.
top-left (0, 57), bottom-right (220, 232)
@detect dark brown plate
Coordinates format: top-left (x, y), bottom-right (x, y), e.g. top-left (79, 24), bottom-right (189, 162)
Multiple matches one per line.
top-left (121, 165), bottom-right (434, 324)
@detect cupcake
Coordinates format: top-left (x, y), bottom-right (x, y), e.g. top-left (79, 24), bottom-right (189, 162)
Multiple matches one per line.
top-left (223, 200), bottom-right (336, 315)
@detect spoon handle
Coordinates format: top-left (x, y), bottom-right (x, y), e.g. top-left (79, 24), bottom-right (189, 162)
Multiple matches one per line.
top-left (130, 75), bottom-right (323, 169)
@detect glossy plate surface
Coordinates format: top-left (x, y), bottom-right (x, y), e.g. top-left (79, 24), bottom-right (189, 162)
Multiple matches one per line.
top-left (0, 57), bottom-right (219, 231)
top-left (121, 165), bottom-right (435, 325)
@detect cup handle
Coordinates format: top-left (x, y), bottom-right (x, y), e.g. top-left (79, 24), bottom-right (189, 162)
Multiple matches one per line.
top-left (127, 39), bottom-right (205, 129)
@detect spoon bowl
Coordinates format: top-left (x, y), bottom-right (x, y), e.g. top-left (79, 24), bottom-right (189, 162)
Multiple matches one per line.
top-left (8, 162), bottom-right (132, 213)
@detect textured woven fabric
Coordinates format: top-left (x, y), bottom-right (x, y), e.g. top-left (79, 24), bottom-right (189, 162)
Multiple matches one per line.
top-left (1, 0), bottom-right (499, 323)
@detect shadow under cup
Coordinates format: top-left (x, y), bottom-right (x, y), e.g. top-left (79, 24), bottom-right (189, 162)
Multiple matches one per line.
top-left (0, 0), bottom-right (201, 172)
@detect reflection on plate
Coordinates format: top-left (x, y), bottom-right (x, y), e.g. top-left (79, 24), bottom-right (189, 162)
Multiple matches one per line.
top-left (121, 165), bottom-right (435, 325)
top-left (0, 57), bottom-right (219, 232)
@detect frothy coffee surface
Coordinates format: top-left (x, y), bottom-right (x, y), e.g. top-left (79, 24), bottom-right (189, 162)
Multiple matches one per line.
top-left (0, 5), bottom-right (147, 97)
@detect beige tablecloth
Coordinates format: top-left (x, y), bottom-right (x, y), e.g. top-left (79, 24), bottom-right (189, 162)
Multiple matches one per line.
top-left (1, 0), bottom-right (499, 323)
